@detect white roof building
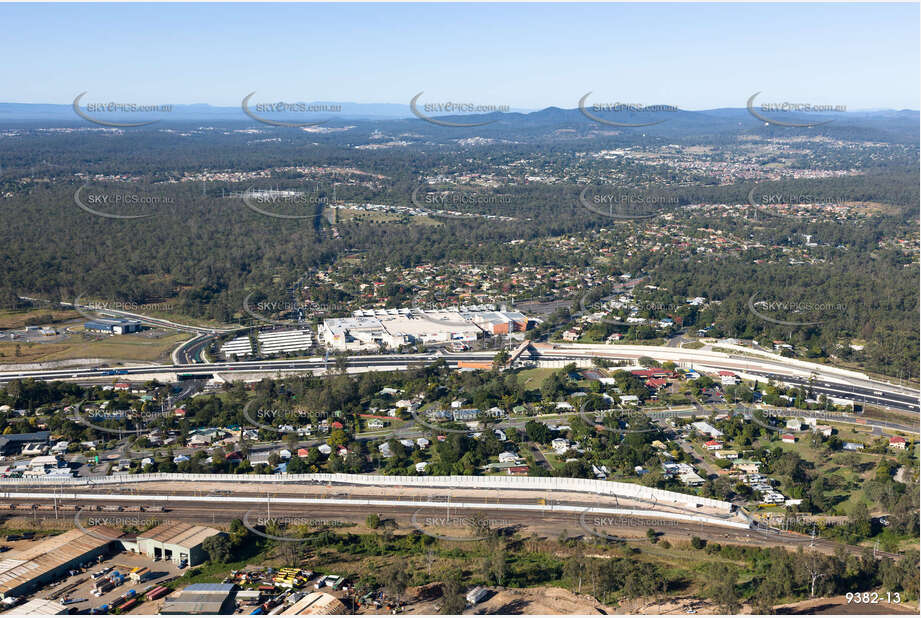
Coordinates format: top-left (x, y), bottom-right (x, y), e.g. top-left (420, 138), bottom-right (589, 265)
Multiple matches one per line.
top-left (691, 421), bottom-right (723, 438)
top-left (322, 307), bottom-right (529, 351)
top-left (551, 438), bottom-right (570, 453)
top-left (257, 329), bottom-right (313, 355)
top-left (220, 335), bottom-right (254, 358)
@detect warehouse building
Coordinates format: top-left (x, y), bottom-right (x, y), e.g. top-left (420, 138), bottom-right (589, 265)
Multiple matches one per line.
top-left (0, 527), bottom-right (122, 600)
top-left (322, 306), bottom-right (531, 351)
top-left (128, 522), bottom-right (221, 567)
top-left (0, 431), bottom-right (51, 456)
top-left (7, 598), bottom-right (68, 615)
top-left (83, 318), bottom-right (142, 334)
top-left (159, 583), bottom-right (236, 615)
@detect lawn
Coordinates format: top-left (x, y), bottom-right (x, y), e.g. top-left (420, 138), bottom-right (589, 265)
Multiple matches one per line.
top-left (516, 368), bottom-right (558, 391)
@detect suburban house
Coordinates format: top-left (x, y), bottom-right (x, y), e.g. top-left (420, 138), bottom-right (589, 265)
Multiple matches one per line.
top-left (551, 438), bottom-right (570, 453)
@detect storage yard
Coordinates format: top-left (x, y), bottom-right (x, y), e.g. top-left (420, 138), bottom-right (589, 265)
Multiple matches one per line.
top-left (0, 527), bottom-right (121, 601)
top-left (0, 522), bottom-right (202, 615)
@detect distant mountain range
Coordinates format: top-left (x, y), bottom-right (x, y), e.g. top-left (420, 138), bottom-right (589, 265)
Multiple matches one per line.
top-left (1, 100), bottom-right (916, 122)
top-left (0, 101), bottom-right (917, 142)
top-left (0, 101), bottom-right (417, 121)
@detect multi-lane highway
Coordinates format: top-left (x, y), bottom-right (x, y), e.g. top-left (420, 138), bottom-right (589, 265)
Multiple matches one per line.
top-left (1, 344), bottom-right (918, 414)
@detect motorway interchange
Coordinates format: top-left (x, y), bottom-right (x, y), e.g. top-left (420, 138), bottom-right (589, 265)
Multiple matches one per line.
top-left (0, 313), bottom-right (914, 573)
top-left (5, 299), bottom-right (917, 413)
top-left (1, 346), bottom-right (918, 414)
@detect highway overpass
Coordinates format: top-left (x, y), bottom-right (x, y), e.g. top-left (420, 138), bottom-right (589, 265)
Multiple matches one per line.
top-left (0, 346), bottom-right (917, 414)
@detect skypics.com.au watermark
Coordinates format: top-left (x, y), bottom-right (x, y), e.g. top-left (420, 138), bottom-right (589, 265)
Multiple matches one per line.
top-left (75, 511), bottom-right (163, 542)
top-left (578, 93), bottom-right (678, 127)
top-left (748, 186), bottom-right (850, 209)
top-left (243, 290), bottom-right (347, 326)
top-left (73, 181), bottom-right (173, 219)
top-left (579, 510), bottom-right (680, 542)
top-left (242, 400), bottom-right (335, 434)
top-left (409, 407), bottom-right (483, 435)
top-left (410, 510), bottom-right (512, 541)
top-left (72, 401), bottom-right (170, 437)
top-left (410, 92), bottom-right (508, 127)
top-left (410, 185), bottom-right (518, 222)
top-left (241, 186), bottom-right (329, 220)
top-left (578, 187), bottom-right (678, 220)
top-left (73, 92), bottom-right (172, 128)
top-left (242, 508), bottom-right (351, 542)
top-left (414, 191), bottom-right (513, 208)
top-left (746, 92), bottom-right (845, 128)
top-left (73, 293), bottom-right (174, 321)
top-left (242, 92), bottom-right (340, 128)
top-left (748, 293), bottom-right (845, 327)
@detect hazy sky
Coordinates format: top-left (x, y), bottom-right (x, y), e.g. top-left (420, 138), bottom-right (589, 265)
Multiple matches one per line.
top-left (1, 2), bottom-right (918, 110)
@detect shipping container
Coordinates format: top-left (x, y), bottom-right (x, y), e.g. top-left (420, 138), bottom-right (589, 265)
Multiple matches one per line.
top-left (116, 598), bottom-right (137, 612)
top-left (145, 586), bottom-right (169, 601)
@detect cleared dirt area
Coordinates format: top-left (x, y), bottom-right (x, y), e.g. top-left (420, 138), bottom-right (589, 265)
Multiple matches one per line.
top-left (774, 595), bottom-right (918, 615)
top-left (616, 596), bottom-right (751, 615)
top-left (358, 585), bottom-right (616, 615)
top-left (0, 331), bottom-right (188, 365)
top-left (0, 309), bottom-right (81, 330)
top-left (471, 587), bottom-right (615, 614)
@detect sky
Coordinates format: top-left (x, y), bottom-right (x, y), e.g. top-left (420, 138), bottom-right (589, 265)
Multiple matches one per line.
top-left (0, 2), bottom-right (918, 110)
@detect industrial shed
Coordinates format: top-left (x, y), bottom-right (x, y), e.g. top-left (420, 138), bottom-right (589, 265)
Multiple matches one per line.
top-left (83, 318), bottom-right (141, 334)
top-left (7, 598), bottom-right (68, 614)
top-left (0, 527), bottom-right (121, 600)
top-left (0, 431), bottom-right (51, 456)
top-left (132, 521), bottom-right (221, 566)
top-left (159, 583), bottom-right (235, 615)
